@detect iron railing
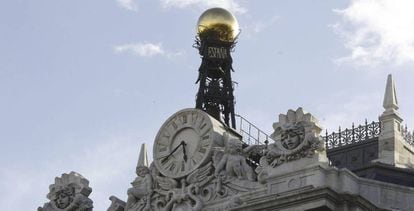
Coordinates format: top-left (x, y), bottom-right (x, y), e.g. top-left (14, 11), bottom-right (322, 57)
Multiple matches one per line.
top-left (235, 114), bottom-right (269, 146)
top-left (324, 120), bottom-right (381, 150)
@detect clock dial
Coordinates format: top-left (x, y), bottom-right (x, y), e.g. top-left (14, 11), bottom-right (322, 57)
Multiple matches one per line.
top-left (153, 108), bottom-right (216, 178)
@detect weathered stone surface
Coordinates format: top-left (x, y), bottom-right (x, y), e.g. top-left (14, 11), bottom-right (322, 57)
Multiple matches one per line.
top-left (107, 196), bottom-right (126, 211)
top-left (224, 163), bottom-right (414, 210)
top-left (38, 171), bottom-right (93, 211)
top-left (383, 74), bottom-right (399, 112)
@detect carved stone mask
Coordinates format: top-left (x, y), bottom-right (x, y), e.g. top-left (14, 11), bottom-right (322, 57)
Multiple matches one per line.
top-left (54, 187), bottom-right (74, 209)
top-left (277, 123), bottom-right (304, 150)
top-left (281, 130), bottom-right (301, 150)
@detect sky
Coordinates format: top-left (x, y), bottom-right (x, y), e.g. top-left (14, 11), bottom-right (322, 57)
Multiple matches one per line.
top-left (1, 0), bottom-right (414, 210)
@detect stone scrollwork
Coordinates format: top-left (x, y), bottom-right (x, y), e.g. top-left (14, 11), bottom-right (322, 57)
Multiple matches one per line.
top-left (256, 108), bottom-right (324, 176)
top-left (38, 171), bottom-right (93, 211)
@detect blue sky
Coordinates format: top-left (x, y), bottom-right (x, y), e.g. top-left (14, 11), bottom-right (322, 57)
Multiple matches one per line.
top-left (1, 0), bottom-right (414, 210)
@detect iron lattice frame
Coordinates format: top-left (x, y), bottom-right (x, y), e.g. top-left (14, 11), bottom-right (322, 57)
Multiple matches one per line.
top-left (194, 37), bottom-right (237, 129)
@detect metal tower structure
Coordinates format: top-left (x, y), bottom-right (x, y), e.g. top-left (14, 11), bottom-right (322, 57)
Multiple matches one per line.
top-left (194, 8), bottom-right (239, 129)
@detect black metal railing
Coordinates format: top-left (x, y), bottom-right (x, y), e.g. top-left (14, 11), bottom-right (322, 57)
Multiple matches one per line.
top-left (324, 120), bottom-right (381, 150)
top-left (401, 125), bottom-right (414, 146)
top-left (235, 114), bottom-right (269, 145)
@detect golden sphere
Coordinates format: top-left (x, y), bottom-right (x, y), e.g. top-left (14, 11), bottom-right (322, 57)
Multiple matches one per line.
top-left (197, 8), bottom-right (239, 42)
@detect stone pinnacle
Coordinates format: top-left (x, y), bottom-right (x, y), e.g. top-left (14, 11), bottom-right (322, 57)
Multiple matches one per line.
top-left (383, 74), bottom-right (399, 111)
top-left (137, 143), bottom-right (149, 168)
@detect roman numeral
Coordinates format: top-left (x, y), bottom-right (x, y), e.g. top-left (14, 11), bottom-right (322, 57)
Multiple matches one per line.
top-left (158, 146), bottom-right (168, 153)
top-left (191, 158), bottom-right (197, 165)
top-left (157, 137), bottom-right (169, 146)
top-left (200, 140), bottom-right (210, 148)
top-left (181, 161), bottom-right (185, 172)
top-left (194, 152), bottom-right (203, 161)
top-left (180, 113), bottom-right (188, 124)
top-left (169, 162), bottom-right (176, 171)
top-left (162, 130), bottom-right (171, 139)
top-left (197, 117), bottom-right (205, 129)
top-left (191, 112), bottom-right (199, 124)
top-left (199, 122), bottom-right (207, 130)
top-left (170, 121), bottom-right (178, 130)
top-left (198, 147), bottom-right (207, 154)
top-left (161, 157), bottom-right (172, 166)
top-left (162, 159), bottom-right (173, 168)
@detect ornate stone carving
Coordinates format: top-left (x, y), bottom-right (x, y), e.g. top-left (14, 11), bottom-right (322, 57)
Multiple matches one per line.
top-left (213, 132), bottom-right (255, 181)
top-left (151, 163), bottom-right (212, 211)
top-left (126, 144), bottom-right (154, 211)
top-left (149, 159), bottom-right (259, 211)
top-left (254, 108), bottom-right (325, 182)
top-left (38, 171), bottom-right (93, 211)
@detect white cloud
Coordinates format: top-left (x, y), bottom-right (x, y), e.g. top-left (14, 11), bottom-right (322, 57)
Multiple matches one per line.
top-left (117, 0), bottom-right (139, 11)
top-left (333, 0), bottom-right (414, 67)
top-left (241, 15), bottom-right (279, 39)
top-left (160, 0), bottom-right (247, 14)
top-left (114, 42), bottom-right (165, 57)
top-left (114, 42), bottom-right (185, 59)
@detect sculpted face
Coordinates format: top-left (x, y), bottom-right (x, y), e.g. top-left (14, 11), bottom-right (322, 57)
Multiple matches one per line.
top-left (281, 131), bottom-right (301, 150)
top-left (56, 192), bottom-right (71, 209)
top-left (54, 186), bottom-right (75, 209)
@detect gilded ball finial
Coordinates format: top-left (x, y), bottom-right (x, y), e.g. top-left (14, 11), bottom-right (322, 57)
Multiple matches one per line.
top-left (197, 8), bottom-right (239, 42)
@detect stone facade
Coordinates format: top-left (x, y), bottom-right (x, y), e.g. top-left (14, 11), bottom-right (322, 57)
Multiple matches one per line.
top-left (103, 99), bottom-right (414, 211)
top-left (100, 101), bottom-right (414, 211)
top-left (38, 73), bottom-right (414, 211)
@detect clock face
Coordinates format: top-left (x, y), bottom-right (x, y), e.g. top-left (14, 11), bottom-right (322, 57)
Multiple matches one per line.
top-left (153, 108), bottom-right (214, 178)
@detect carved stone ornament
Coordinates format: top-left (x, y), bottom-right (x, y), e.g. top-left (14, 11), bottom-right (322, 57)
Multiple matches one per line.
top-left (126, 144), bottom-right (155, 211)
top-left (213, 132), bottom-right (255, 181)
top-left (38, 171), bottom-right (93, 211)
top-left (122, 110), bottom-right (263, 211)
top-left (147, 134), bottom-right (260, 211)
top-left (147, 160), bottom-right (259, 211)
top-left (254, 108), bottom-right (325, 181)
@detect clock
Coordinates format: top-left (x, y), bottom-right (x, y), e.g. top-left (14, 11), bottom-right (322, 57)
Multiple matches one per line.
top-left (153, 108), bottom-right (225, 178)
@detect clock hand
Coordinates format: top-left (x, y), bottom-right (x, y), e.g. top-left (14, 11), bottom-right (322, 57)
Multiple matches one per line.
top-left (161, 141), bottom-right (184, 164)
top-left (182, 141), bottom-right (188, 162)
